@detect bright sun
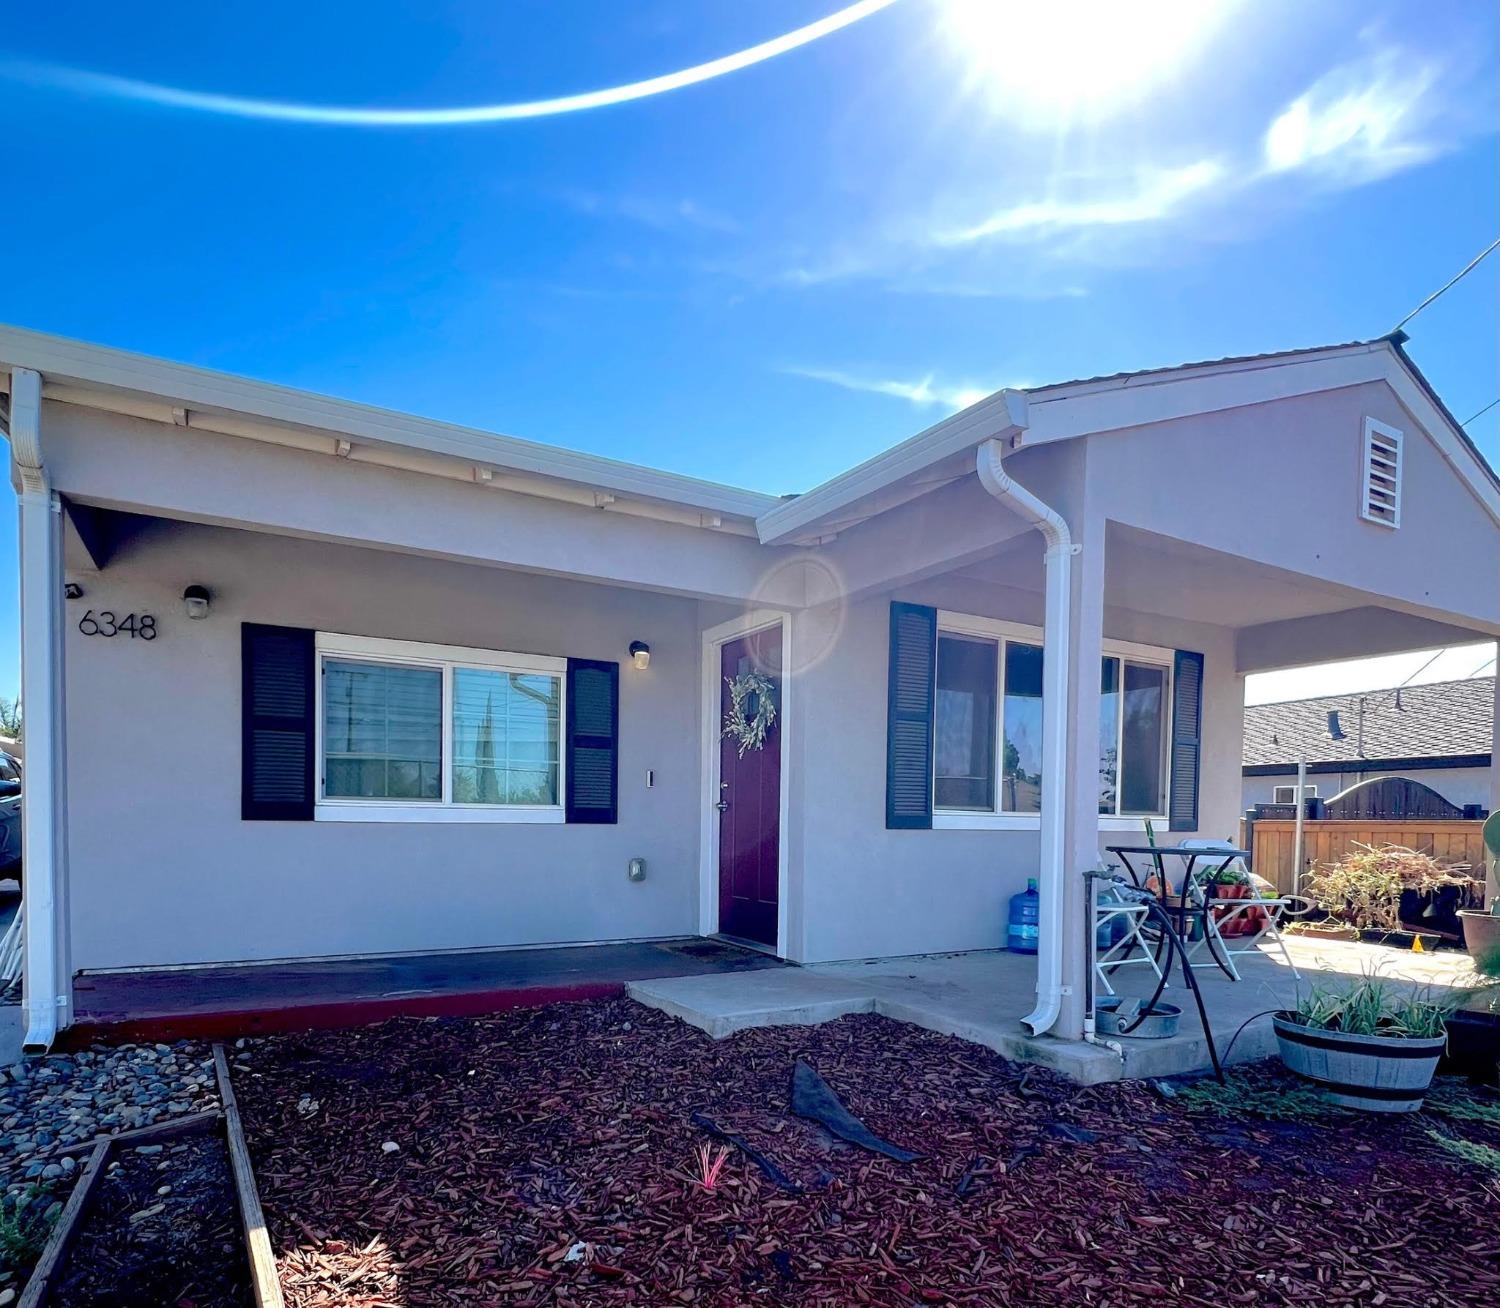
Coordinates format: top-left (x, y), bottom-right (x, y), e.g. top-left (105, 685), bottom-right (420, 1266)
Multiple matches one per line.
top-left (941, 0), bottom-right (1234, 121)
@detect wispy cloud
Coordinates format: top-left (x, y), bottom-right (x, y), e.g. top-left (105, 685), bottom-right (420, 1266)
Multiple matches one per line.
top-left (1263, 50), bottom-right (1445, 183)
top-left (782, 365), bottom-right (1011, 412)
top-left (561, 189), bottom-right (742, 235)
top-left (937, 161), bottom-right (1225, 246)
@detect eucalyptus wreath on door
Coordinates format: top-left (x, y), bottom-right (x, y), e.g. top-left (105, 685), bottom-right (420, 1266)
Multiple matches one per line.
top-left (722, 669), bottom-right (778, 757)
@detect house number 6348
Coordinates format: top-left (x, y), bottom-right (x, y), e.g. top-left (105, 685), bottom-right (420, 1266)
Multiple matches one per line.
top-left (78, 611), bottom-right (157, 640)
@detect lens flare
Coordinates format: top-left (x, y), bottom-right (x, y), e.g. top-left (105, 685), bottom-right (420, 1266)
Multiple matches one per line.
top-left (2, 0), bottom-right (902, 127)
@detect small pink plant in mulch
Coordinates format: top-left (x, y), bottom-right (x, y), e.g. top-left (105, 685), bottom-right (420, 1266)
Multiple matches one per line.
top-left (692, 1143), bottom-right (731, 1193)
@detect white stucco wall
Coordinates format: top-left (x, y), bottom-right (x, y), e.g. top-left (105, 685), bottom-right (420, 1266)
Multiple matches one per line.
top-left (62, 519), bottom-right (715, 970)
top-left (788, 579), bottom-right (1242, 965)
top-left (1086, 382), bottom-right (1500, 632)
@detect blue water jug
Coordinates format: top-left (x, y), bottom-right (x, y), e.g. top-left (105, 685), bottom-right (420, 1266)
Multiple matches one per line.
top-left (1007, 878), bottom-right (1040, 954)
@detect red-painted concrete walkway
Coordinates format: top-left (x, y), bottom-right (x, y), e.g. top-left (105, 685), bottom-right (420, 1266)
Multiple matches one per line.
top-left (65, 938), bottom-right (781, 1047)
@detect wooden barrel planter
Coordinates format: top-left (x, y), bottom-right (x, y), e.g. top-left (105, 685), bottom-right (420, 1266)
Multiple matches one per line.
top-left (1272, 1013), bottom-right (1445, 1112)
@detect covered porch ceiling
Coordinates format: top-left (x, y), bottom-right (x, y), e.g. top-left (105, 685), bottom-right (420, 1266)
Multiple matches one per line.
top-left (950, 522), bottom-right (1498, 674)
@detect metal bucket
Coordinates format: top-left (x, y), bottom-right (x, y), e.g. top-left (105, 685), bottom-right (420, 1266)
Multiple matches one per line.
top-left (1273, 1013), bottom-right (1444, 1112)
top-left (1095, 997), bottom-right (1182, 1039)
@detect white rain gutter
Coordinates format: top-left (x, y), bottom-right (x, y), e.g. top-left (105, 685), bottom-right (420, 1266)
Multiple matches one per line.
top-left (6, 367), bottom-right (64, 1053)
top-left (976, 437), bottom-right (1076, 1037)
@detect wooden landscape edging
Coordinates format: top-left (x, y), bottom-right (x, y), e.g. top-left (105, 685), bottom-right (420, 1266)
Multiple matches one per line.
top-left (212, 1044), bottom-right (287, 1308)
top-left (15, 1073), bottom-right (283, 1308)
top-left (55, 1108), bottom-right (221, 1156)
top-left (16, 1140), bottom-right (110, 1308)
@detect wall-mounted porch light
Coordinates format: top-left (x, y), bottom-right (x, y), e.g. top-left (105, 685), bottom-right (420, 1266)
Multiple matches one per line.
top-left (183, 584), bottom-right (212, 620)
top-left (628, 640), bottom-right (651, 670)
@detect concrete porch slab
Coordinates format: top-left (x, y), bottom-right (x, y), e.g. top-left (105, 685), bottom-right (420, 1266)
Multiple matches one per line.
top-left (628, 955), bottom-right (1125, 1084)
top-left (628, 938), bottom-right (1486, 1085)
top-left (626, 969), bottom-right (876, 1038)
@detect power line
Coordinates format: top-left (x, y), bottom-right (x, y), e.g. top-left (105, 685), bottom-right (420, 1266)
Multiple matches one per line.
top-left (1390, 236), bottom-right (1500, 334)
top-left (1461, 398), bottom-right (1499, 428)
top-left (1469, 654), bottom-right (1496, 678)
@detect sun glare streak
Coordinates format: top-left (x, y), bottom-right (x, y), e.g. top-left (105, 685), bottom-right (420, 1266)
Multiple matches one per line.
top-left (0, 0), bottom-right (902, 126)
top-left (941, 0), bottom-right (1237, 123)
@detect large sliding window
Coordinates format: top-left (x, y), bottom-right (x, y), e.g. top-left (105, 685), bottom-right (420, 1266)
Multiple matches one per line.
top-left (316, 633), bottom-right (565, 822)
top-left (933, 615), bottom-right (1172, 824)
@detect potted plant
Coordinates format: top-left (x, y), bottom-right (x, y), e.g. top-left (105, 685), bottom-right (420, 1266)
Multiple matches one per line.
top-left (1273, 974), bottom-right (1460, 1112)
top-left (1305, 842), bottom-right (1477, 944)
top-left (1206, 865), bottom-right (1253, 937)
top-left (1459, 903), bottom-right (1500, 965)
top-left (1458, 811), bottom-right (1500, 964)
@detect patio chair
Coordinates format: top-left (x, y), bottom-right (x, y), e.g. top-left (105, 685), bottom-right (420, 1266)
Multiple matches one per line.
top-left (1091, 857), bottom-right (1165, 995)
top-left (1173, 839), bottom-right (1300, 982)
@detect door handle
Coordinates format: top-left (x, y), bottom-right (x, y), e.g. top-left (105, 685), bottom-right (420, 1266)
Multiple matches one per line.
top-left (715, 800), bottom-right (730, 812)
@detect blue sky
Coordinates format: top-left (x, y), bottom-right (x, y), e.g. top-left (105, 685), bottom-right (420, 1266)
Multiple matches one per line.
top-left (0, 0), bottom-right (1497, 702)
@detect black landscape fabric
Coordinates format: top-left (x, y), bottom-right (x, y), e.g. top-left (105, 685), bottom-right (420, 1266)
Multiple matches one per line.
top-left (789, 1059), bottom-right (922, 1163)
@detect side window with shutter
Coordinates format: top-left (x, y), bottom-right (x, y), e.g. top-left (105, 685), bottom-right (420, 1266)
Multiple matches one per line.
top-left (886, 602), bottom-right (937, 829)
top-left (565, 658), bottom-right (619, 824)
top-left (1168, 649), bottom-right (1203, 832)
top-left (242, 623), bottom-right (316, 821)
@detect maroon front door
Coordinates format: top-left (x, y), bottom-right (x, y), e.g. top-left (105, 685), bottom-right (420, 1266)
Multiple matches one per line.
top-left (717, 626), bottom-right (782, 949)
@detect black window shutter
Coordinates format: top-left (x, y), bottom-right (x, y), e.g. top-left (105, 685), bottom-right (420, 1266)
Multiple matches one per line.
top-left (566, 658), bottom-right (619, 824)
top-left (886, 602), bottom-right (937, 829)
top-left (1169, 649), bottom-right (1204, 832)
top-left (241, 623), bottom-right (315, 821)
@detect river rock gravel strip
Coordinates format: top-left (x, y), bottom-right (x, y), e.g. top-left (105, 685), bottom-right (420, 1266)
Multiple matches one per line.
top-left (0, 1040), bottom-right (222, 1296)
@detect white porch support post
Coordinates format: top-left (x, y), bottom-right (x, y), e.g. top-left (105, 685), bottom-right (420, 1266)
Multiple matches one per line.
top-left (976, 436), bottom-right (1079, 1038)
top-left (1055, 509), bottom-right (1106, 1041)
top-left (9, 367), bottom-right (71, 1050)
top-left (1490, 671), bottom-right (1500, 907)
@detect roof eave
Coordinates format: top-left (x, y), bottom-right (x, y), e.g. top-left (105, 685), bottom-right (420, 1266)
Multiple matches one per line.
top-left (754, 388), bottom-right (1029, 545)
top-left (0, 324), bottom-right (777, 523)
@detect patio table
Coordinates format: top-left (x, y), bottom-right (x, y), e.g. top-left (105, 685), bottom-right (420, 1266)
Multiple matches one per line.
top-left (1103, 843), bottom-right (1250, 981)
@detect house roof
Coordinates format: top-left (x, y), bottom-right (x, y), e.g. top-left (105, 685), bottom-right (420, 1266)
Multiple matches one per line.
top-left (1242, 676), bottom-right (1496, 770)
top-left (3, 324), bottom-right (1496, 545)
top-left (758, 335), bottom-right (1500, 544)
top-left (0, 324), bottom-right (778, 526)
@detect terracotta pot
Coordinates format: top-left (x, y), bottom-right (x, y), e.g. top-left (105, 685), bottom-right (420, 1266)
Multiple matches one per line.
top-left (1209, 883), bottom-right (1253, 936)
top-left (1459, 909), bottom-right (1500, 964)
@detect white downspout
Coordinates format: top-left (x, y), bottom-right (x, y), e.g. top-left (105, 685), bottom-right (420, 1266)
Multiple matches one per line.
top-left (976, 437), bottom-right (1076, 1037)
top-left (7, 367), bottom-right (64, 1052)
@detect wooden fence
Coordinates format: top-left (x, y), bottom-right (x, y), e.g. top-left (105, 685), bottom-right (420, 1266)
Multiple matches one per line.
top-left (1243, 818), bottom-right (1487, 897)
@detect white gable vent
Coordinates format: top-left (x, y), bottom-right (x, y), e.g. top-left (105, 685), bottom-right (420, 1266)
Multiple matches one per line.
top-left (1360, 417), bottom-right (1403, 528)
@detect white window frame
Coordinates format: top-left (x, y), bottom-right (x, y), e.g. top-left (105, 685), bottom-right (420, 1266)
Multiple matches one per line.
top-left (930, 612), bottom-right (1174, 832)
top-left (1272, 783), bottom-right (1318, 804)
top-left (314, 632), bottom-right (567, 823)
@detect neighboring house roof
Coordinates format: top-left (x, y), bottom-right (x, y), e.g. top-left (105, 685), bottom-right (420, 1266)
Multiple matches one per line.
top-left (1243, 676), bottom-right (1496, 774)
top-left (3, 325), bottom-right (1497, 546)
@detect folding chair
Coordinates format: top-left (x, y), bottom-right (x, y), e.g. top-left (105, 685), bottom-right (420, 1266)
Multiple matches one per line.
top-left (1092, 858), bottom-right (1165, 995)
top-left (1176, 838), bottom-right (1300, 981)
top-left (1092, 852), bottom-right (1170, 996)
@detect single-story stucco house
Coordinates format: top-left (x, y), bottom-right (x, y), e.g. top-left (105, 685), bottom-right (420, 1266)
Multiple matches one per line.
top-left (1243, 676), bottom-right (1495, 811)
top-left (4, 325), bottom-right (1499, 1053)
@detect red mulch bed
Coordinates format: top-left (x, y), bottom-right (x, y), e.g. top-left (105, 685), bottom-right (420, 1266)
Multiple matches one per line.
top-left (232, 998), bottom-right (1500, 1307)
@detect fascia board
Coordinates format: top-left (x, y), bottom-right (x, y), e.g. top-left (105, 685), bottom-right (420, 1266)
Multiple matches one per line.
top-left (755, 388), bottom-right (1028, 544)
top-left (0, 325), bottom-right (774, 521)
